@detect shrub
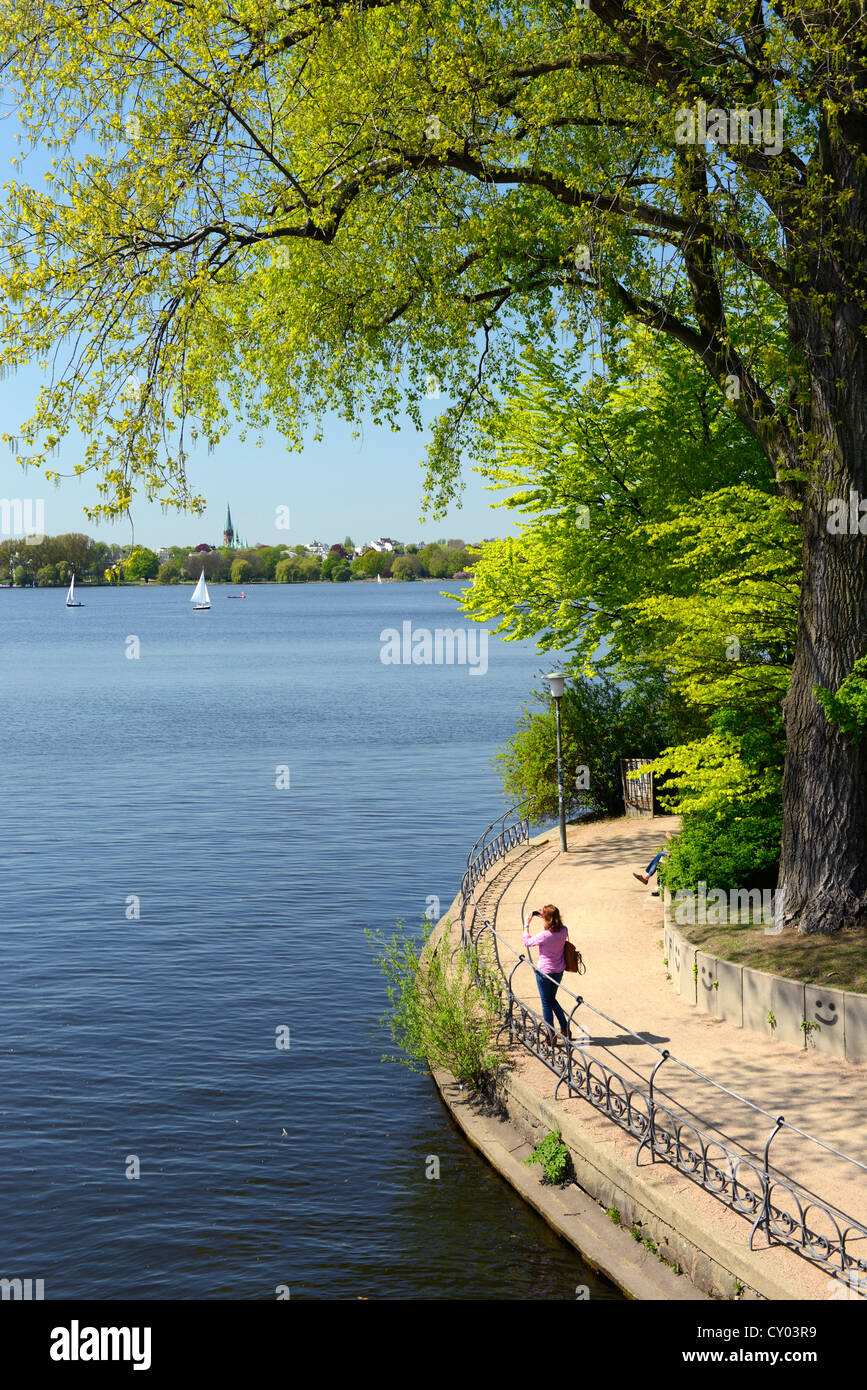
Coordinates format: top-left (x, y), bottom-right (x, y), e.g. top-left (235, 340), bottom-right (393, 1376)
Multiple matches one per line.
top-left (659, 801), bottom-right (780, 894)
top-left (522, 1131), bottom-right (573, 1185)
top-left (366, 920), bottom-right (503, 1090)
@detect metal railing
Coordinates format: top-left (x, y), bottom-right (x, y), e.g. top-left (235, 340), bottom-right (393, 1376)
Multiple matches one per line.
top-left (459, 805), bottom-right (867, 1291)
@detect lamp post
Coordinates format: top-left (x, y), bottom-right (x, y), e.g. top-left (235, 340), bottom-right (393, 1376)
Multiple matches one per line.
top-left (545, 670), bottom-right (568, 852)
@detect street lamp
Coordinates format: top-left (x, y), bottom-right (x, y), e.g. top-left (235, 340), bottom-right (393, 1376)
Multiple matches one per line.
top-left (545, 670), bottom-right (568, 852)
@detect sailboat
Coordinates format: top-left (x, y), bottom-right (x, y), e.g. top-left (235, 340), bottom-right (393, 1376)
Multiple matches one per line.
top-left (65, 574), bottom-right (83, 607)
top-left (190, 569), bottom-right (210, 611)
top-left (377, 574), bottom-right (382, 584)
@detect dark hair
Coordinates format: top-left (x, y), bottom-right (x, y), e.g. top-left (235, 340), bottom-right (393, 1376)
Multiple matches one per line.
top-left (541, 904), bottom-right (565, 932)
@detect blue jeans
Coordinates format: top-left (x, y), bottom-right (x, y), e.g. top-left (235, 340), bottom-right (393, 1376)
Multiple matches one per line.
top-left (534, 968), bottom-right (568, 1031)
top-left (645, 850), bottom-right (669, 877)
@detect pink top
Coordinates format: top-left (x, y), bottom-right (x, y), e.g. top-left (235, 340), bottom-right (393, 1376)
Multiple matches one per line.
top-left (523, 917), bottom-right (567, 974)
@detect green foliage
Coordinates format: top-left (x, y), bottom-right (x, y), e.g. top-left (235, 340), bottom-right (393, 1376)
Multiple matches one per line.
top-left (297, 556), bottom-right (322, 582)
top-left (815, 657), bottom-right (867, 744)
top-left (351, 549), bottom-right (391, 578)
top-left (522, 1131), bottom-right (573, 1186)
top-left (157, 559), bottom-right (182, 584)
top-left (418, 543), bottom-right (451, 579)
top-left (274, 556), bottom-right (301, 583)
top-left (606, 1206), bottom-right (621, 1224)
top-left (184, 550), bottom-right (229, 582)
top-left (1, 532), bottom-right (118, 583)
top-left (257, 545), bottom-right (286, 581)
top-left (365, 920), bottom-right (503, 1091)
top-left (495, 668), bottom-right (692, 821)
top-left (124, 545), bottom-right (159, 581)
top-left (321, 550), bottom-right (351, 581)
top-left (230, 558), bottom-right (253, 583)
top-left (391, 554), bottom-right (419, 581)
top-left (660, 804), bottom-right (782, 895)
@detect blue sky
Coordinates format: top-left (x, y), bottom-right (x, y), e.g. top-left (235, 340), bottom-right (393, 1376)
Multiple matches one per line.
top-left (0, 366), bottom-right (519, 551)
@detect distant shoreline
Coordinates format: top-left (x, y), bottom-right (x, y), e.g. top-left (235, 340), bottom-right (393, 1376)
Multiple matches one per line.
top-left (2, 576), bottom-right (472, 589)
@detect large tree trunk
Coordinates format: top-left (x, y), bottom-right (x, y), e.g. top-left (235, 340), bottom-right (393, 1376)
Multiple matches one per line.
top-left (779, 124), bottom-right (867, 933)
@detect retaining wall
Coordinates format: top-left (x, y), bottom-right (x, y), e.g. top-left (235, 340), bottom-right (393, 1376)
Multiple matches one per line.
top-left (663, 905), bottom-right (867, 1062)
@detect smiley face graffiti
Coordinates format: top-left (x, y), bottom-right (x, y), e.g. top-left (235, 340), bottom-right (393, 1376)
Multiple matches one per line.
top-left (700, 963), bottom-right (716, 994)
top-left (812, 998), bottom-right (839, 1026)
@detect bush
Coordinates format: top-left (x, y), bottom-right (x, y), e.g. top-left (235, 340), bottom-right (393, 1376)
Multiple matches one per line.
top-left (660, 802), bottom-right (781, 894)
top-left (522, 1131), bottom-right (573, 1185)
top-left (365, 920), bottom-right (503, 1090)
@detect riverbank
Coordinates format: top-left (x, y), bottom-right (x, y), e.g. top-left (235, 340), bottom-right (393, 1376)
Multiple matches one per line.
top-left (431, 816), bottom-right (867, 1301)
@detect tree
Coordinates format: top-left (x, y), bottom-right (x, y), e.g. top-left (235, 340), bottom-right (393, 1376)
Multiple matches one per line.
top-left (297, 556), bottom-right (322, 582)
top-left (257, 545), bottom-right (285, 580)
top-left (230, 558), bottom-right (253, 584)
top-left (275, 556), bottom-right (300, 582)
top-left (464, 332), bottom-right (799, 880)
top-left (124, 546), bottom-right (159, 582)
top-left (0, 2), bottom-right (864, 929)
top-left (157, 559), bottom-right (182, 584)
top-left (418, 543), bottom-right (451, 578)
top-left (184, 550), bottom-right (228, 582)
top-left (392, 554), bottom-right (420, 581)
top-left (351, 549), bottom-right (391, 578)
top-left (343, 536), bottom-right (355, 552)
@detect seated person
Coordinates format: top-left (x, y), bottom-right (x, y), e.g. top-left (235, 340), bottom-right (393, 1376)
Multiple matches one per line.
top-left (633, 830), bottom-right (675, 885)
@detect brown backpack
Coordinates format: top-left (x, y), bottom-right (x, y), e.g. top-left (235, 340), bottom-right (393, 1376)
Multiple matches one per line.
top-left (564, 933), bottom-right (585, 975)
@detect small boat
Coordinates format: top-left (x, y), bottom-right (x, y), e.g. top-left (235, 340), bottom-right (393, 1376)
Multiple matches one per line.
top-left (227, 592), bottom-right (246, 599)
top-left (66, 574), bottom-right (84, 607)
top-left (190, 569), bottom-right (210, 611)
top-left (377, 574), bottom-right (382, 584)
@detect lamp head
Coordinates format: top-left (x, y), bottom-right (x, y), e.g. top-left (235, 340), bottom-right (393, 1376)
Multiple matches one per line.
top-left (544, 670), bottom-right (567, 700)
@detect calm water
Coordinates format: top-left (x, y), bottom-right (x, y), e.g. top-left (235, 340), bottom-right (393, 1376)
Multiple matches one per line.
top-left (0, 581), bottom-right (620, 1300)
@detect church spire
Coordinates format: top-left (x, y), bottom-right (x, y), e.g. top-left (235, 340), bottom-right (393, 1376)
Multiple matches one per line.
top-left (223, 503), bottom-right (235, 549)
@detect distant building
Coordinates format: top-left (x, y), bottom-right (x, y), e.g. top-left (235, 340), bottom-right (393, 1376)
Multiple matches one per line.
top-left (222, 504), bottom-right (245, 550)
top-left (194, 543), bottom-right (213, 553)
top-left (370, 537), bottom-right (400, 552)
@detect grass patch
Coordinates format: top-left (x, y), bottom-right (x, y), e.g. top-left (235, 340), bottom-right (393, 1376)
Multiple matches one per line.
top-left (678, 918), bottom-right (867, 993)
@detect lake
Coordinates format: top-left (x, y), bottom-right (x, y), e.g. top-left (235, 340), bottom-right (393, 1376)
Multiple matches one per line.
top-left (0, 580), bottom-right (621, 1299)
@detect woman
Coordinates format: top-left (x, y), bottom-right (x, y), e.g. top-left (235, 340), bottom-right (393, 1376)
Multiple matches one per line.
top-left (523, 903), bottom-right (570, 1038)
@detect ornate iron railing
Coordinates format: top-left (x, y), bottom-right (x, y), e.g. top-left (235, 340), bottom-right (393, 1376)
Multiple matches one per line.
top-left (459, 806), bottom-right (867, 1292)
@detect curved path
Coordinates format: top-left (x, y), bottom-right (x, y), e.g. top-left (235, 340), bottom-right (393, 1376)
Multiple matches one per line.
top-left (459, 814), bottom-right (867, 1300)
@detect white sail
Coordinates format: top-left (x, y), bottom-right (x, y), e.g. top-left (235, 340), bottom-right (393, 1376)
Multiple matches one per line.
top-left (66, 575), bottom-right (75, 604)
top-left (190, 569), bottom-right (210, 607)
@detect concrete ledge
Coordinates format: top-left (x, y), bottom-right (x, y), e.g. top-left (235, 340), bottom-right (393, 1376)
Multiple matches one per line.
top-left (662, 904), bottom-right (867, 1062)
top-left (432, 1068), bottom-right (706, 1302)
